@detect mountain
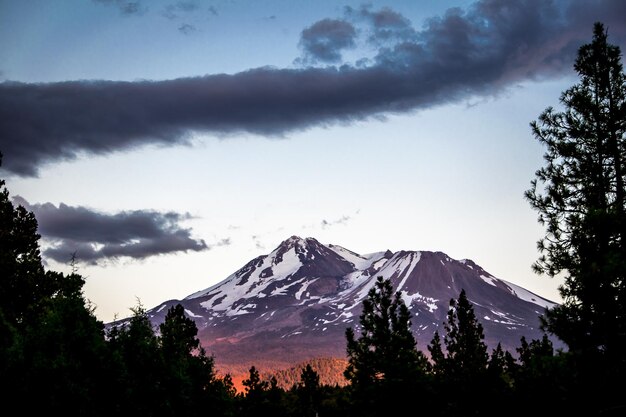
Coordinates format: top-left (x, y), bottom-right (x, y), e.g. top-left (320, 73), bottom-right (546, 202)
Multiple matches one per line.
top-left (117, 236), bottom-right (557, 376)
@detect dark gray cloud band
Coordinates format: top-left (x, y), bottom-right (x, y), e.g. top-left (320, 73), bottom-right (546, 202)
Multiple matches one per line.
top-left (13, 196), bottom-right (214, 264)
top-left (1, 0), bottom-right (625, 176)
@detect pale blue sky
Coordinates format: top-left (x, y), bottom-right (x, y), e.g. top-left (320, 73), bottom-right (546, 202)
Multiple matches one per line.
top-left (2, 0), bottom-right (624, 322)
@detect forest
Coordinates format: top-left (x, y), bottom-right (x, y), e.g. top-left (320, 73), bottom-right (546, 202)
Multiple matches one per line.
top-left (1, 22), bottom-right (625, 416)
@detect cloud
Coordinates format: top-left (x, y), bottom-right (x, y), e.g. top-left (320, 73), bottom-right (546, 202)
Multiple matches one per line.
top-left (2, 0), bottom-right (625, 176)
top-left (252, 235), bottom-right (265, 250)
top-left (208, 6), bottom-right (218, 16)
top-left (178, 23), bottom-right (198, 35)
top-left (212, 237), bottom-right (231, 248)
top-left (172, 1), bottom-right (198, 13)
top-left (93, 0), bottom-right (145, 16)
top-left (345, 4), bottom-right (417, 45)
top-left (320, 209), bottom-right (360, 230)
top-left (13, 196), bottom-right (212, 264)
top-left (163, 1), bottom-right (200, 20)
top-left (321, 215), bottom-right (352, 229)
top-left (297, 18), bottom-right (357, 64)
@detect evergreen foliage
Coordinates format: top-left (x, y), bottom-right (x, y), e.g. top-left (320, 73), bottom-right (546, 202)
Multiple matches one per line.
top-left (525, 22), bottom-right (626, 361)
top-left (239, 366), bottom-right (287, 416)
top-left (0, 153), bottom-right (110, 416)
top-left (511, 335), bottom-right (574, 414)
top-left (526, 22), bottom-right (626, 414)
top-left (0, 154), bottom-right (234, 416)
top-left (440, 289), bottom-right (489, 381)
top-left (296, 364), bottom-right (321, 417)
top-left (263, 357), bottom-right (348, 389)
top-left (427, 289), bottom-right (491, 415)
top-left (345, 276), bottom-right (430, 415)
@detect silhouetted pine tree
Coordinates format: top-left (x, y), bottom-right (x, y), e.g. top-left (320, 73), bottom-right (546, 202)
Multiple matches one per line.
top-left (0, 153), bottom-right (110, 416)
top-left (240, 366), bottom-right (285, 416)
top-left (106, 303), bottom-right (165, 415)
top-left (525, 22), bottom-right (626, 413)
top-left (442, 290), bottom-right (488, 381)
top-left (488, 343), bottom-right (509, 383)
top-left (427, 289), bottom-right (489, 415)
top-left (296, 364), bottom-right (321, 417)
top-left (485, 342), bottom-right (515, 413)
top-left (511, 335), bottom-right (574, 414)
top-left (427, 330), bottom-right (446, 376)
top-left (159, 304), bottom-right (221, 416)
top-left (0, 154), bottom-right (241, 416)
top-left (345, 276), bottom-right (431, 416)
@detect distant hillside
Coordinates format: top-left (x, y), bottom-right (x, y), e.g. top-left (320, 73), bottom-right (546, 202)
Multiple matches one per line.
top-left (219, 357), bottom-right (348, 393)
top-left (263, 357), bottom-right (349, 390)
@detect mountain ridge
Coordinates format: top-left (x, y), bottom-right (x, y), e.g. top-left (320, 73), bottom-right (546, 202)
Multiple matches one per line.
top-left (113, 235), bottom-right (558, 375)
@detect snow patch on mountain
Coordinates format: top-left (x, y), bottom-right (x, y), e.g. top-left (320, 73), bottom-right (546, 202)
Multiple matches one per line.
top-left (185, 309), bottom-right (202, 318)
top-left (401, 290), bottom-right (438, 312)
top-left (501, 279), bottom-right (556, 309)
top-left (480, 274), bottom-right (498, 287)
top-left (270, 246), bottom-right (302, 280)
top-left (378, 252), bottom-right (418, 283)
top-left (190, 244), bottom-right (308, 311)
top-left (486, 309), bottom-right (526, 326)
top-left (295, 278), bottom-right (318, 300)
top-left (397, 252), bottom-right (421, 290)
top-left (327, 244), bottom-right (387, 270)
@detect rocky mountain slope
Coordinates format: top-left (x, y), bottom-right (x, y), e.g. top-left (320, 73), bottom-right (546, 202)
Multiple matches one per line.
top-left (122, 236), bottom-right (557, 374)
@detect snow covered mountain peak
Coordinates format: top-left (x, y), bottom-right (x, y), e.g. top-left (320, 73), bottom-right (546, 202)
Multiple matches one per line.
top-left (134, 236), bottom-right (560, 371)
top-left (278, 235), bottom-right (316, 248)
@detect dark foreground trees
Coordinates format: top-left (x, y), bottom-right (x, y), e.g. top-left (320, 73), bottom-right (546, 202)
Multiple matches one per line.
top-left (345, 277), bottom-right (567, 417)
top-left (0, 152), bottom-right (110, 415)
top-left (427, 289), bottom-right (490, 414)
top-left (0, 153), bottom-right (233, 416)
top-left (344, 276), bottom-right (431, 416)
top-left (526, 22), bottom-right (626, 413)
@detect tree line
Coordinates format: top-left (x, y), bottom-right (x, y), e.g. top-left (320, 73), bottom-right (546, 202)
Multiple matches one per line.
top-left (1, 21), bottom-right (625, 416)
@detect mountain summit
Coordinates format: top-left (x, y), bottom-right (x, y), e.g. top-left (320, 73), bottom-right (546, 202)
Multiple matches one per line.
top-left (132, 236), bottom-right (556, 372)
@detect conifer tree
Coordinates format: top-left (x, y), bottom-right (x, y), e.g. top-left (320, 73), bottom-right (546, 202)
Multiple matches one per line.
top-left (441, 289), bottom-right (488, 381)
top-left (160, 304), bottom-right (201, 358)
top-left (427, 330), bottom-right (446, 376)
top-left (0, 153), bottom-right (110, 416)
top-left (488, 343), bottom-right (507, 377)
top-left (512, 335), bottom-right (575, 414)
top-left (345, 276), bottom-right (429, 415)
top-left (427, 289), bottom-right (489, 415)
top-left (525, 22), bottom-right (626, 413)
top-left (297, 364), bottom-right (321, 417)
top-left (0, 152), bottom-right (47, 326)
top-left (159, 304), bottom-right (216, 417)
top-left (106, 303), bottom-right (164, 415)
top-left (242, 365), bottom-right (268, 398)
top-left (525, 22), bottom-right (626, 360)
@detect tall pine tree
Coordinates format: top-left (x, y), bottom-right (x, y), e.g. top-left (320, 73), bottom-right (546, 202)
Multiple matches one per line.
top-left (525, 22), bottom-right (626, 360)
top-left (345, 276), bottom-right (429, 415)
top-left (427, 289), bottom-right (489, 415)
top-left (429, 289), bottom-right (488, 383)
top-left (296, 364), bottom-right (321, 417)
top-left (525, 22), bottom-right (626, 413)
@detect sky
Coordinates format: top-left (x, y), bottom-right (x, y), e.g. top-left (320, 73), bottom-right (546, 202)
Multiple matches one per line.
top-left (1, 0), bottom-right (625, 323)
